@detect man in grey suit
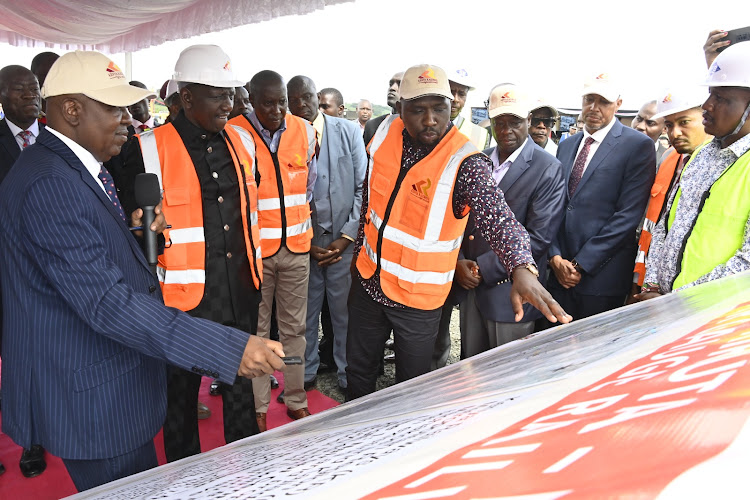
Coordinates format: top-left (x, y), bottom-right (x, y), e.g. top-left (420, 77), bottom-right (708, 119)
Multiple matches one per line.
top-left (287, 76), bottom-right (367, 392)
top-left (454, 84), bottom-right (565, 356)
top-left (547, 74), bottom-right (655, 321)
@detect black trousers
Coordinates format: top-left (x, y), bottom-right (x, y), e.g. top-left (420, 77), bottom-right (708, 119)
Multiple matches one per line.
top-left (548, 286), bottom-right (626, 323)
top-left (163, 291), bottom-right (260, 463)
top-left (345, 278), bottom-right (441, 400)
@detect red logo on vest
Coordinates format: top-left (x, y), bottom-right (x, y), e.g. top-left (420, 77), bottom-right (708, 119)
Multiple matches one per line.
top-left (411, 178), bottom-right (432, 201)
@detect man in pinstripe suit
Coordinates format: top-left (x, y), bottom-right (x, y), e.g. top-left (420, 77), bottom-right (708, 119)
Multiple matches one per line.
top-left (0, 51), bottom-right (285, 492)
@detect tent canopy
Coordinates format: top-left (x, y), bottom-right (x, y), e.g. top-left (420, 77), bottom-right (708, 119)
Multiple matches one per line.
top-left (0, 0), bottom-right (351, 53)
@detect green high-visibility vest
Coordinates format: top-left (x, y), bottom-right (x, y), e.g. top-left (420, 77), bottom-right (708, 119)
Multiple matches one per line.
top-left (670, 147), bottom-right (750, 289)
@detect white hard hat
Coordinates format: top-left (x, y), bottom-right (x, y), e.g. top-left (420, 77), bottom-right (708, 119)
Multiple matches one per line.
top-left (447, 68), bottom-right (476, 91)
top-left (703, 42), bottom-right (750, 89)
top-left (651, 87), bottom-right (708, 120)
top-left (172, 44), bottom-right (243, 88)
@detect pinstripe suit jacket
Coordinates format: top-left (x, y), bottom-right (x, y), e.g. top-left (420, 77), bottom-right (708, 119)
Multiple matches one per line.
top-left (0, 129), bottom-right (250, 460)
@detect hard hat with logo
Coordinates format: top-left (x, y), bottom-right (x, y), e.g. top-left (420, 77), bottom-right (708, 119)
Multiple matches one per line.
top-left (487, 83), bottom-right (530, 119)
top-left (172, 44), bottom-right (243, 88)
top-left (651, 87), bottom-right (708, 120)
top-left (703, 42), bottom-right (750, 88)
top-left (447, 68), bottom-right (476, 91)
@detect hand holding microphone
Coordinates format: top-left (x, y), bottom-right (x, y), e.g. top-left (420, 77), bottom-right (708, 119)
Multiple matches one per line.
top-left (133, 173), bottom-right (164, 275)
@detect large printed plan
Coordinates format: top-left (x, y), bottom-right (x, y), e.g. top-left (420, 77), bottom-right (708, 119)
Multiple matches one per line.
top-left (71, 272), bottom-right (750, 499)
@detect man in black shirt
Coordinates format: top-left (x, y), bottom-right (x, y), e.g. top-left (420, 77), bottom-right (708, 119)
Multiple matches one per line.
top-left (120, 44), bottom-right (264, 462)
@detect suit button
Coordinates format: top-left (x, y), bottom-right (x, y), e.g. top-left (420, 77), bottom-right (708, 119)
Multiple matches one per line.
top-left (212, 371), bottom-right (219, 378)
top-left (224, 224), bottom-right (230, 231)
top-left (207, 146), bottom-right (213, 153)
top-left (218, 196), bottom-right (224, 203)
top-left (191, 366), bottom-right (199, 373)
top-left (567, 205), bottom-right (572, 211)
top-left (226, 252), bottom-right (233, 259)
top-left (212, 172), bottom-right (219, 179)
top-left (468, 235), bottom-right (474, 240)
top-left (149, 285), bottom-right (156, 293)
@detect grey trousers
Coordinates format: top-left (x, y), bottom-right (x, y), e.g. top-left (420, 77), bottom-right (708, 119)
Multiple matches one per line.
top-left (460, 289), bottom-right (534, 358)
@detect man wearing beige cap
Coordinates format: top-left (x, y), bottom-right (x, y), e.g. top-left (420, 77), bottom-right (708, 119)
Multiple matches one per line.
top-left (456, 84), bottom-right (565, 357)
top-left (546, 73), bottom-right (655, 322)
top-left (347, 64), bottom-right (570, 399)
top-left (0, 50), bottom-right (285, 491)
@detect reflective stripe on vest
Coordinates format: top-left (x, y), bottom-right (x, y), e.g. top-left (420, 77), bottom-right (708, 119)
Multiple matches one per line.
top-left (229, 114), bottom-right (314, 257)
top-left (357, 116), bottom-right (477, 309)
top-left (137, 124), bottom-right (263, 311)
top-left (672, 148), bottom-right (750, 289)
top-left (633, 149), bottom-right (681, 286)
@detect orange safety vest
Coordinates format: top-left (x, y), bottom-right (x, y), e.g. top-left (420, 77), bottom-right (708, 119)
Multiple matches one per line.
top-left (633, 149), bottom-right (682, 286)
top-left (357, 116), bottom-right (478, 310)
top-left (137, 123), bottom-right (263, 312)
top-left (229, 114), bottom-right (315, 258)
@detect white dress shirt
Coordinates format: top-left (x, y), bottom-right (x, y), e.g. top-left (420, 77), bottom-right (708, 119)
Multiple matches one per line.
top-left (6, 118), bottom-right (40, 150)
top-left (46, 126), bottom-right (107, 193)
top-left (576, 116), bottom-right (617, 175)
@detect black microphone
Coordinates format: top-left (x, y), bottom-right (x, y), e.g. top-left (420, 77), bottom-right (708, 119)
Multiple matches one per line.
top-left (134, 173), bottom-right (161, 275)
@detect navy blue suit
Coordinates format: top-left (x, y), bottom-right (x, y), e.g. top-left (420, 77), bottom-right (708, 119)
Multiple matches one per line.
top-left (0, 130), bottom-right (249, 468)
top-left (454, 139), bottom-right (565, 322)
top-left (548, 119), bottom-right (655, 317)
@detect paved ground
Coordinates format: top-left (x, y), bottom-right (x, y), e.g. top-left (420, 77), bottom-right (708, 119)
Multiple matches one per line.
top-left (312, 307), bottom-right (461, 403)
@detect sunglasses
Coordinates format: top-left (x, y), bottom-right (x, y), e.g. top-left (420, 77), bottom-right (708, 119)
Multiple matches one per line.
top-left (530, 117), bottom-right (556, 128)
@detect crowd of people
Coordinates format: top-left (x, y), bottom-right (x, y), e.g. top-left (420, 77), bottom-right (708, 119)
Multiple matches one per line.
top-left (0, 28), bottom-right (748, 492)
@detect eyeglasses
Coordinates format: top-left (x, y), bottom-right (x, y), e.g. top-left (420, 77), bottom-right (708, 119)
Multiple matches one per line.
top-left (530, 117), bottom-right (556, 128)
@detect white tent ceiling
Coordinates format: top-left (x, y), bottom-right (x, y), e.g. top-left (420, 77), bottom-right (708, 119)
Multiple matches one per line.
top-left (0, 0), bottom-right (352, 53)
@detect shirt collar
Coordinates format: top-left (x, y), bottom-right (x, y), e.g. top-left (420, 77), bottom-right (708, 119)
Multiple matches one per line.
top-left (312, 111), bottom-right (325, 140)
top-left (582, 115), bottom-right (617, 144)
top-left (489, 137), bottom-right (528, 169)
top-left (131, 116), bottom-right (155, 130)
top-left (171, 110), bottom-right (220, 143)
top-left (46, 126), bottom-right (104, 183)
top-left (6, 118), bottom-right (40, 139)
top-left (248, 110), bottom-right (287, 137)
top-left (724, 132), bottom-right (750, 158)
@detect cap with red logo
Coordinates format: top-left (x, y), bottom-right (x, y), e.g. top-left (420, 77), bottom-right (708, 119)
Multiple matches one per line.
top-left (487, 84), bottom-right (530, 119)
top-left (398, 64), bottom-right (453, 101)
top-left (42, 51), bottom-right (154, 107)
top-left (581, 72), bottom-right (620, 102)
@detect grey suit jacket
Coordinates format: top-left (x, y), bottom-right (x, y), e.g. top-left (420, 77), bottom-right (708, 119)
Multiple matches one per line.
top-left (311, 114), bottom-right (367, 244)
top-left (453, 139), bottom-right (566, 322)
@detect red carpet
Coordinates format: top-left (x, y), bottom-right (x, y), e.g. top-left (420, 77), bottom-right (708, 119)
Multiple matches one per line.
top-left (0, 371), bottom-right (338, 499)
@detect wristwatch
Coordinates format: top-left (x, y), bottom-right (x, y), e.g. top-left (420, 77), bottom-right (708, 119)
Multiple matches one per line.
top-left (514, 262), bottom-right (540, 279)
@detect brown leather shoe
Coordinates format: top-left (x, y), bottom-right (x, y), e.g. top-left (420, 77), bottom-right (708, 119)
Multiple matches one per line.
top-left (287, 407), bottom-right (312, 420)
top-left (256, 412), bottom-right (267, 432)
top-left (197, 401), bottom-right (211, 420)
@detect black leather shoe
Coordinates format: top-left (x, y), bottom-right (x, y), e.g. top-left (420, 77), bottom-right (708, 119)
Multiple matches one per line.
top-left (19, 445), bottom-right (46, 478)
top-left (270, 374), bottom-right (279, 389)
top-left (304, 377), bottom-right (316, 391)
top-left (209, 380), bottom-right (220, 396)
top-left (276, 389), bottom-right (285, 403)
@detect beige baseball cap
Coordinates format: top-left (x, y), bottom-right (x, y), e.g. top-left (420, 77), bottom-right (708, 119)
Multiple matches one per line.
top-left (487, 84), bottom-right (530, 119)
top-left (42, 51), bottom-right (155, 106)
top-left (581, 72), bottom-right (620, 102)
top-left (398, 64), bottom-right (453, 101)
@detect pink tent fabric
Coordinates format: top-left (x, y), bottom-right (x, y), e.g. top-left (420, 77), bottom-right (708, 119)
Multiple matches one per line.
top-left (0, 0), bottom-right (351, 52)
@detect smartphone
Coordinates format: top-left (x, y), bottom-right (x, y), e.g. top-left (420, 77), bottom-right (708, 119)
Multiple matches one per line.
top-left (718, 26), bottom-right (750, 52)
top-left (281, 356), bottom-right (302, 365)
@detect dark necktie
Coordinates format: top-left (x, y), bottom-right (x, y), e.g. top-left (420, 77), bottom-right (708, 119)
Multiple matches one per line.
top-left (98, 165), bottom-right (127, 222)
top-left (568, 137), bottom-right (595, 196)
top-left (18, 130), bottom-right (33, 149)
